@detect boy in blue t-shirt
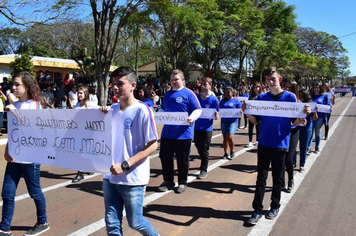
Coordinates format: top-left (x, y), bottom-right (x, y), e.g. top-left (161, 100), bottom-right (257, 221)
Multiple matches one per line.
top-left (243, 67), bottom-right (304, 225)
top-left (194, 77), bottom-right (219, 179)
top-left (158, 69), bottom-right (202, 194)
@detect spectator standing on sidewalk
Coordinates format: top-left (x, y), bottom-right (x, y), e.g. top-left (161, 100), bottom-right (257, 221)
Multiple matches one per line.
top-left (194, 77), bottom-right (219, 179)
top-left (158, 69), bottom-right (202, 194)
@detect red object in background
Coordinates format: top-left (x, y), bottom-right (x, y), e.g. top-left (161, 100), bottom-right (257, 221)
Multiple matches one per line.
top-left (112, 96), bottom-right (118, 103)
top-left (205, 70), bottom-right (213, 78)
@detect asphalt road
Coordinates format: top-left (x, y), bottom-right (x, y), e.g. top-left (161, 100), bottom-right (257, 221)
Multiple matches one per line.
top-left (0, 93), bottom-right (355, 236)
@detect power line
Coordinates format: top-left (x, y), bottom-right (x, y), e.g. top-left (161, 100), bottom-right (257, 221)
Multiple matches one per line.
top-left (339, 31), bottom-right (356, 38)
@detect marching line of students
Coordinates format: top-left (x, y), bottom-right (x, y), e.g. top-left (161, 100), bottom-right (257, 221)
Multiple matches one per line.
top-left (0, 67), bottom-right (336, 235)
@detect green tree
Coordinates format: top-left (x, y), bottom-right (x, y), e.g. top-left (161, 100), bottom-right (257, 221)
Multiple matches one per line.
top-left (89, 0), bottom-right (146, 106)
top-left (9, 53), bottom-right (35, 77)
top-left (0, 27), bottom-right (22, 54)
top-left (253, 0), bottom-right (298, 81)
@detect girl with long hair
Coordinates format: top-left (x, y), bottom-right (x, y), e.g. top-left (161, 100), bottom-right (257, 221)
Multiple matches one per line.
top-left (1, 71), bottom-right (49, 236)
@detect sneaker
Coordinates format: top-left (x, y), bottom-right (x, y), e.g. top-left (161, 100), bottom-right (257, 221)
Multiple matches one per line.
top-left (222, 153), bottom-right (230, 160)
top-left (307, 148), bottom-right (311, 155)
top-left (315, 147), bottom-right (320, 154)
top-left (299, 167), bottom-right (305, 172)
top-left (240, 126), bottom-right (244, 129)
top-left (266, 208), bottom-right (279, 219)
top-left (176, 184), bottom-right (187, 194)
top-left (198, 170), bottom-right (207, 179)
top-left (287, 180), bottom-right (294, 193)
top-left (24, 222), bottom-right (50, 236)
top-left (72, 172), bottom-right (84, 183)
top-left (245, 142), bottom-right (253, 148)
top-left (247, 212), bottom-right (262, 225)
top-left (229, 151), bottom-right (235, 159)
top-left (254, 141), bottom-right (258, 146)
top-left (158, 181), bottom-right (175, 192)
top-left (0, 229), bottom-right (12, 236)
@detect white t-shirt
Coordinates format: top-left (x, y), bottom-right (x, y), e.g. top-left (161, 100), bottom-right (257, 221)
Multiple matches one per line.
top-left (69, 91), bottom-right (78, 106)
top-left (12, 100), bottom-right (42, 163)
top-left (103, 100), bottom-right (158, 185)
top-left (89, 94), bottom-right (98, 106)
top-left (74, 101), bottom-right (99, 109)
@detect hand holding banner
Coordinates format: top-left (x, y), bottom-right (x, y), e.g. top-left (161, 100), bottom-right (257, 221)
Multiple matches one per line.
top-left (7, 109), bottom-right (112, 173)
top-left (244, 100), bottom-right (316, 118)
top-left (219, 109), bottom-right (242, 118)
top-left (154, 112), bottom-right (190, 125)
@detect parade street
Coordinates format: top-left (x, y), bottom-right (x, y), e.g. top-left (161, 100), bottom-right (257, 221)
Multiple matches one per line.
top-left (0, 94), bottom-right (355, 236)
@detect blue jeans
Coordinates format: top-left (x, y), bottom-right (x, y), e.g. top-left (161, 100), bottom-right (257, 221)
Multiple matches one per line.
top-left (312, 118), bottom-right (324, 149)
top-left (103, 179), bottom-right (158, 236)
top-left (297, 127), bottom-right (313, 167)
top-left (0, 163), bottom-right (47, 231)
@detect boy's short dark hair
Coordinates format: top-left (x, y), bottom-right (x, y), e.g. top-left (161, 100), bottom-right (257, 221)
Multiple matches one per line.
top-left (263, 67), bottom-right (281, 77)
top-left (111, 67), bottom-right (137, 83)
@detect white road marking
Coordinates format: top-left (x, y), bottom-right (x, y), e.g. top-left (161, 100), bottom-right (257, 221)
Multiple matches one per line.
top-left (247, 97), bottom-right (353, 236)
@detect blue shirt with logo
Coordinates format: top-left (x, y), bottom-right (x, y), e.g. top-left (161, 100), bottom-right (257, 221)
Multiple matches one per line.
top-left (257, 91), bottom-right (297, 149)
top-left (219, 97), bottom-right (241, 123)
top-left (161, 87), bottom-right (201, 139)
top-left (194, 94), bottom-right (219, 131)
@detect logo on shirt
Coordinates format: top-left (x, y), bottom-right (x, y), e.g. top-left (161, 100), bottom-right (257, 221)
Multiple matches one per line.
top-left (205, 104), bottom-right (210, 108)
top-left (176, 97), bottom-right (183, 103)
top-left (318, 98), bottom-right (323, 103)
top-left (229, 102), bottom-right (234, 107)
top-left (124, 118), bottom-right (133, 129)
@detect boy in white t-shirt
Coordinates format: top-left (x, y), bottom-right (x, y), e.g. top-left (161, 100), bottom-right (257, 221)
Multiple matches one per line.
top-left (100, 67), bottom-right (159, 236)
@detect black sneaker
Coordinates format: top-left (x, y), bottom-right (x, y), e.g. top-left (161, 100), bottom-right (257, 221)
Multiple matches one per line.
top-left (315, 147), bottom-right (320, 154)
top-left (247, 212), bottom-right (262, 225)
top-left (158, 181), bottom-right (175, 192)
top-left (287, 180), bottom-right (294, 193)
top-left (24, 222), bottom-right (50, 236)
top-left (0, 229), bottom-right (12, 236)
top-left (198, 170), bottom-right (207, 179)
top-left (266, 208), bottom-right (279, 219)
top-left (72, 172), bottom-right (84, 183)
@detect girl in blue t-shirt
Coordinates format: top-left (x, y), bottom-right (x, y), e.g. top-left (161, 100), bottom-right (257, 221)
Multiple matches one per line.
top-left (310, 84), bottom-right (332, 154)
top-left (136, 86), bottom-right (154, 110)
top-left (296, 89), bottom-right (318, 172)
top-left (219, 87), bottom-right (241, 160)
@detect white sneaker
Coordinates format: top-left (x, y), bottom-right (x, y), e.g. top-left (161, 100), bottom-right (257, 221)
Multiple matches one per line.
top-left (254, 141), bottom-right (258, 146)
top-left (245, 142), bottom-right (253, 148)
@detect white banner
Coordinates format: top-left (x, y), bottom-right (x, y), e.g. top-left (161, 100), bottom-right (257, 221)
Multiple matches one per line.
top-left (237, 96), bottom-right (249, 102)
top-left (199, 108), bottom-right (217, 119)
top-left (324, 92), bottom-right (334, 99)
top-left (244, 100), bottom-right (315, 118)
top-left (154, 112), bottom-right (189, 125)
top-left (334, 87), bottom-right (351, 93)
top-left (317, 104), bottom-right (331, 114)
top-left (7, 109), bottom-right (112, 173)
top-left (219, 109), bottom-right (242, 118)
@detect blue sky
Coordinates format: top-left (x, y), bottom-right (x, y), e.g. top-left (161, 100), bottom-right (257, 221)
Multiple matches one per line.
top-left (284, 0), bottom-right (356, 76)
